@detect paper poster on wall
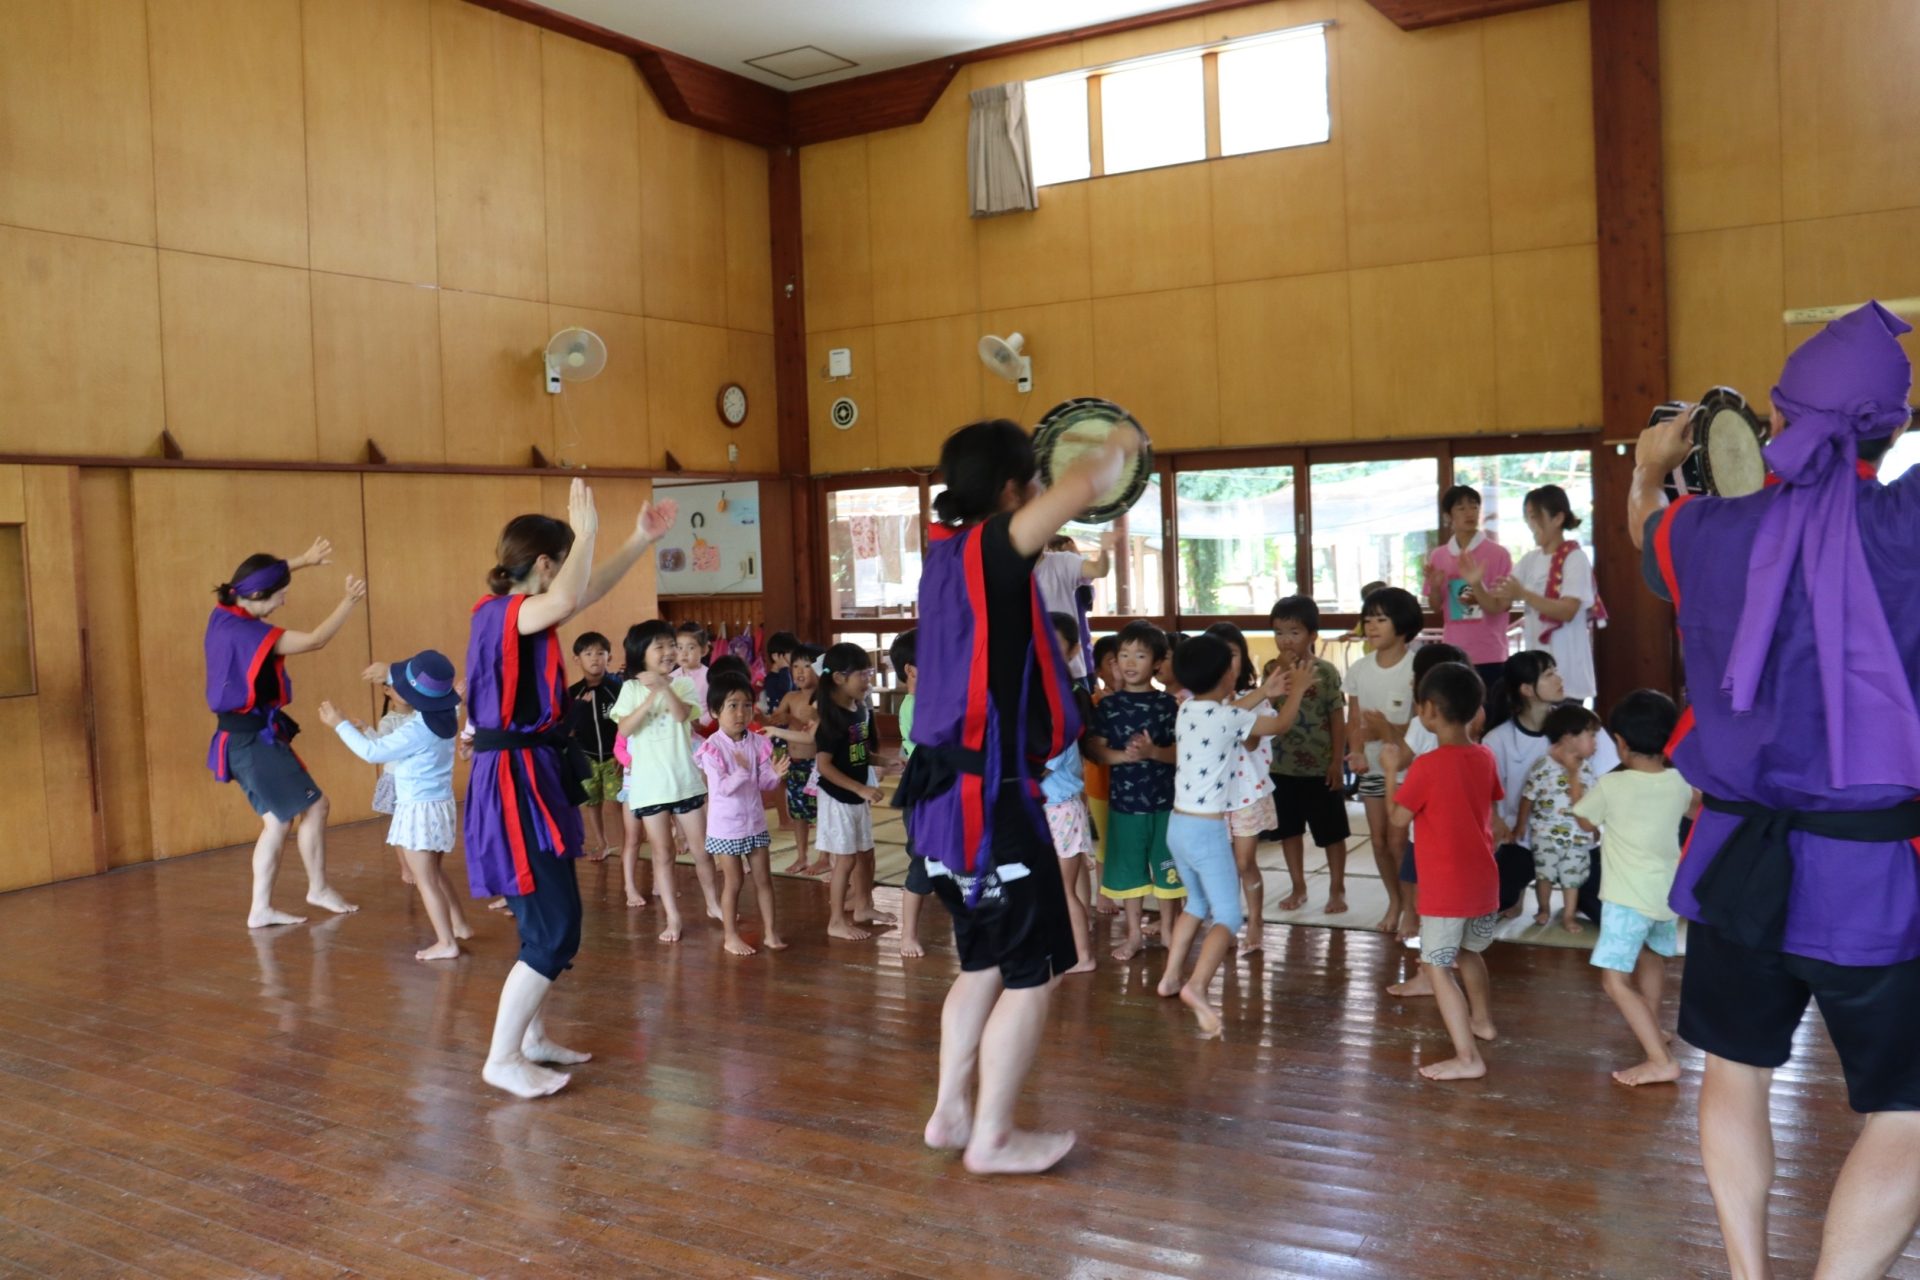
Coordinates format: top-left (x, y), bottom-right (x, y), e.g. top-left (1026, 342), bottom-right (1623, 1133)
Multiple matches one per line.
top-left (653, 480), bottom-right (762, 594)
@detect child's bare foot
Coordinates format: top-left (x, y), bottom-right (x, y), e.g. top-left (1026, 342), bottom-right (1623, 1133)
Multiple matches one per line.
top-left (1471, 1018), bottom-right (1498, 1042)
top-left (1238, 927), bottom-right (1264, 953)
top-left (1141, 918), bottom-right (1161, 936)
top-left (1419, 1055), bottom-right (1486, 1082)
top-left (399, 867), bottom-right (415, 885)
top-left (1093, 900), bottom-right (1118, 917)
top-left (658, 924), bottom-right (683, 943)
top-left (900, 937), bottom-right (926, 958)
top-left (782, 858), bottom-right (808, 875)
top-left (1155, 973), bottom-right (1182, 998)
top-left (1534, 909), bottom-right (1550, 925)
top-left (1386, 973), bottom-right (1434, 998)
top-left (705, 900), bottom-right (725, 921)
top-left (1277, 888), bottom-right (1309, 912)
top-left (625, 891), bottom-right (647, 908)
top-left (1613, 1058), bottom-right (1681, 1087)
top-left (1179, 986), bottom-right (1223, 1039)
top-left (585, 848), bottom-right (607, 863)
top-left (1063, 956), bottom-right (1096, 975)
top-left (306, 888), bottom-right (359, 915)
top-left (523, 1030), bottom-right (591, 1066)
top-left (487, 898), bottom-right (511, 913)
top-left (415, 941), bottom-right (462, 961)
top-left (1562, 915), bottom-right (1583, 934)
top-left (828, 921), bottom-right (872, 941)
top-left (1372, 910), bottom-right (1398, 933)
top-left (1325, 890), bottom-right (1348, 915)
top-left (802, 858), bottom-right (831, 876)
top-left (1500, 904), bottom-right (1523, 919)
top-left (247, 908), bottom-right (306, 929)
top-left (963, 1129), bottom-right (1076, 1175)
top-left (724, 935), bottom-right (756, 957)
top-left (764, 934), bottom-right (788, 951)
top-left (483, 1055), bottom-right (571, 1098)
top-left (924, 1103), bottom-right (971, 1151)
top-left (1111, 938), bottom-right (1143, 962)
top-left (853, 908), bottom-right (895, 925)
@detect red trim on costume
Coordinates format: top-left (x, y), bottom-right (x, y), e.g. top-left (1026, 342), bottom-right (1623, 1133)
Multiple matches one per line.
top-left (959, 772), bottom-right (985, 874)
top-left (929, 523), bottom-right (959, 543)
top-left (496, 753), bottom-right (536, 895)
top-left (1028, 584), bottom-right (1068, 759)
top-left (500, 596), bottom-right (524, 726)
top-left (960, 527), bottom-right (990, 753)
top-left (213, 731), bottom-right (231, 782)
top-left (541, 628), bottom-right (564, 730)
top-left (1666, 705), bottom-right (1696, 758)
top-left (1653, 496), bottom-right (1694, 611)
top-left (521, 747), bottom-right (567, 852)
top-left (236, 626), bottom-right (286, 714)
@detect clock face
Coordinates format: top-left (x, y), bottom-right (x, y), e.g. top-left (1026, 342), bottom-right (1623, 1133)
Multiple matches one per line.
top-left (717, 383), bottom-right (748, 427)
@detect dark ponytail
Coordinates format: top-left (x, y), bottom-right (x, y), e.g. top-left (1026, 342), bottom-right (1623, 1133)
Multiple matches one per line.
top-left (932, 419), bottom-right (1036, 526)
top-left (489, 514), bottom-right (575, 595)
top-left (813, 641), bottom-right (869, 750)
top-left (1483, 649), bottom-right (1557, 733)
top-left (1523, 484), bottom-right (1582, 532)
top-left (215, 553), bottom-right (287, 606)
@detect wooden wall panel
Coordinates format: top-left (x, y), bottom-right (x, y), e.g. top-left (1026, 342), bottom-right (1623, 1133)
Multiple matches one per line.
top-left (302, 0), bottom-right (438, 284)
top-left (0, 467), bottom-right (21, 523)
top-left (977, 181), bottom-right (1095, 312)
top-left (431, 0), bottom-right (547, 301)
top-left (1088, 164), bottom-right (1217, 297)
top-left (157, 251), bottom-right (317, 461)
top-left (1216, 273), bottom-right (1354, 444)
top-left (806, 329), bottom-right (878, 473)
top-left (362, 472), bottom-right (542, 673)
top-left (1349, 255), bottom-right (1497, 437)
top-left (640, 111), bottom-right (729, 327)
top-left (799, 138), bottom-right (875, 332)
top-left (1091, 287), bottom-right (1220, 450)
top-left (724, 328), bottom-right (781, 472)
top-left (542, 32), bottom-right (645, 315)
top-left (1339, 0), bottom-right (1491, 268)
top-left (0, 0), bottom-right (156, 245)
top-left (1658, 0), bottom-right (1780, 234)
top-left (873, 315), bottom-right (984, 468)
top-left (1782, 208), bottom-right (1920, 372)
top-left (539, 475), bottom-right (659, 653)
top-left (77, 469), bottom-right (153, 868)
top-left (1209, 143), bottom-right (1348, 284)
top-left (1492, 244), bottom-right (1601, 429)
top-left (966, 43), bottom-right (1085, 93)
top-left (722, 139), bottom-right (776, 335)
top-left (1482, 2), bottom-right (1595, 253)
top-left (1778, 0), bottom-right (1920, 223)
top-left (22, 467), bottom-right (101, 881)
top-left (130, 470), bottom-right (371, 859)
top-left (0, 701), bottom-right (53, 893)
top-left (0, 227), bottom-right (164, 457)
top-left (148, 0), bottom-right (308, 267)
top-left (642, 319), bottom-right (730, 468)
top-left (866, 86), bottom-right (979, 324)
top-left (1665, 224), bottom-right (1784, 410)
top-left (979, 300), bottom-right (1096, 425)
top-left (546, 305), bottom-right (649, 469)
top-left (312, 274), bottom-right (445, 464)
top-left (1080, 15), bottom-right (1208, 64)
top-left (438, 290), bottom-right (554, 467)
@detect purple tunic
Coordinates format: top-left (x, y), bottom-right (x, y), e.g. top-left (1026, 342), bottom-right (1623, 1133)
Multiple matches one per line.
top-left (1656, 473), bottom-right (1920, 965)
top-left (462, 594), bottom-right (584, 898)
top-left (903, 518), bottom-right (1080, 881)
top-left (203, 604), bottom-right (288, 781)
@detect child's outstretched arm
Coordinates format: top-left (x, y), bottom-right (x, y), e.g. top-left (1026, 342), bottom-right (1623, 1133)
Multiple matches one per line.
top-left (275, 575), bottom-right (367, 656)
top-left (817, 756), bottom-right (882, 804)
top-left (318, 700), bottom-right (430, 764)
top-left (1248, 659), bottom-right (1312, 739)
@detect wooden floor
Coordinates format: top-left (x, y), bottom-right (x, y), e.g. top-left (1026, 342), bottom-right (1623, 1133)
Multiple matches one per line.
top-left (1, 823), bottom-right (1913, 1280)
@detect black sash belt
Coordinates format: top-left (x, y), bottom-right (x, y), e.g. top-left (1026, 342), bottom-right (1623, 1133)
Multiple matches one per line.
top-left (471, 726), bottom-right (589, 807)
top-left (892, 743), bottom-right (984, 811)
top-left (1692, 794), bottom-right (1920, 951)
top-left (216, 709), bottom-right (300, 745)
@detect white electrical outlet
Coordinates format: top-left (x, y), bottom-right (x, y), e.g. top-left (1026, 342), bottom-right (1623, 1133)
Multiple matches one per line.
top-left (727, 443), bottom-right (739, 463)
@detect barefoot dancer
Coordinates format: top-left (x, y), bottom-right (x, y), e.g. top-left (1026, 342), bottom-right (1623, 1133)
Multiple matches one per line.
top-left (694, 672), bottom-right (789, 956)
top-left (901, 417), bottom-right (1137, 1176)
top-left (319, 651), bottom-right (468, 960)
top-left (465, 482), bottom-right (674, 1099)
top-left (204, 540), bottom-right (364, 928)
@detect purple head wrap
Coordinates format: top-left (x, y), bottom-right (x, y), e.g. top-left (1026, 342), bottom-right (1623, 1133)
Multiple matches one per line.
top-left (230, 559), bottom-right (291, 599)
top-left (1724, 301), bottom-right (1919, 788)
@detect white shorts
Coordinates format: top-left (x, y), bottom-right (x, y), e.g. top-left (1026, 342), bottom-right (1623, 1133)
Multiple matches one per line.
top-left (815, 792), bottom-right (873, 855)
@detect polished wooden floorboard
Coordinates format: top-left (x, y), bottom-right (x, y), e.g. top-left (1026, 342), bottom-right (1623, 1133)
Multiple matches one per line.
top-left (0, 821), bottom-right (1912, 1279)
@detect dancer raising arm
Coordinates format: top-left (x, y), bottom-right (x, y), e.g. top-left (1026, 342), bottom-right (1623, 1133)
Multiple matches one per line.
top-left (465, 481), bottom-right (675, 1099)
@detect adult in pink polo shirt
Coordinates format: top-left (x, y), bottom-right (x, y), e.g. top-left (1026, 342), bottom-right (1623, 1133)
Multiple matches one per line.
top-left (1424, 484), bottom-right (1512, 687)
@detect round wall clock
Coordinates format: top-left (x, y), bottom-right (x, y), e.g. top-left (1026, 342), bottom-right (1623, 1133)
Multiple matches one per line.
top-left (716, 382), bottom-right (748, 428)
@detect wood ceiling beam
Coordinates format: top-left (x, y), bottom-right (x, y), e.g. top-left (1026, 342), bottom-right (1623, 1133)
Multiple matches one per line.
top-left (1363, 0), bottom-right (1571, 30)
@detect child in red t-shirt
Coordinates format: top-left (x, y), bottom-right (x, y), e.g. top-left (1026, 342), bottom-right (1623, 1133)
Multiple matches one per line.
top-left (1382, 662), bottom-right (1503, 1083)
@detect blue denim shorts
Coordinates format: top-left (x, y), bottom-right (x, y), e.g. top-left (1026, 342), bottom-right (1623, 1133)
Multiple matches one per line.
top-left (1165, 812), bottom-right (1243, 934)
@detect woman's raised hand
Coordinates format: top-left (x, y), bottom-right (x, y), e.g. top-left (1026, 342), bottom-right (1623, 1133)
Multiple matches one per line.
top-left (638, 498), bottom-right (679, 543)
top-left (343, 575), bottom-right (367, 606)
top-left (361, 661), bottom-right (387, 684)
top-left (297, 536), bottom-right (333, 570)
top-left (567, 477), bottom-right (598, 541)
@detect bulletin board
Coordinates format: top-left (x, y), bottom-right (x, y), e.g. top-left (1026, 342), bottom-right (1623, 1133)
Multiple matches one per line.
top-left (651, 481), bottom-right (763, 594)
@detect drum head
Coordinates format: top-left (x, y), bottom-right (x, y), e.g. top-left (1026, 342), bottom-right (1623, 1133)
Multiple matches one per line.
top-left (1033, 398), bottom-right (1153, 523)
top-left (1694, 386), bottom-right (1770, 497)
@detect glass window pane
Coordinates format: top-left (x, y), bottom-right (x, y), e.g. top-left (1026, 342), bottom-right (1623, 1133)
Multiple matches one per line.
top-left (1218, 30), bottom-right (1331, 157)
top-left (1308, 459), bottom-right (1439, 613)
top-left (1099, 57), bottom-right (1206, 176)
top-left (826, 487), bottom-right (922, 619)
top-left (1060, 477), bottom-right (1165, 618)
top-left (1882, 431), bottom-right (1920, 483)
top-left (1452, 450), bottom-right (1594, 559)
top-left (1175, 467), bottom-right (1298, 615)
top-left (1026, 73), bottom-right (1091, 187)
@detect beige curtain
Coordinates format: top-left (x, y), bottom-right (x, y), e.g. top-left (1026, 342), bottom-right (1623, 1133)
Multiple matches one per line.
top-left (967, 81), bottom-right (1038, 217)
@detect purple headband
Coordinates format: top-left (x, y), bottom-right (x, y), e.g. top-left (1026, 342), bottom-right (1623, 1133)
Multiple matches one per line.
top-left (230, 559), bottom-right (290, 598)
top-left (1724, 301), bottom-right (1920, 788)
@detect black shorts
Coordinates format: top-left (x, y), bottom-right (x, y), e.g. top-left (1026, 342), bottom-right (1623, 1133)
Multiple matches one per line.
top-left (227, 734), bottom-right (323, 823)
top-left (506, 844), bottom-right (583, 982)
top-left (930, 810), bottom-right (1077, 989)
top-left (1399, 839), bottom-right (1417, 885)
top-left (904, 850), bottom-right (932, 896)
top-left (1680, 920), bottom-right (1920, 1113)
top-left (1269, 773), bottom-right (1351, 847)
top-left (634, 794), bottom-right (707, 820)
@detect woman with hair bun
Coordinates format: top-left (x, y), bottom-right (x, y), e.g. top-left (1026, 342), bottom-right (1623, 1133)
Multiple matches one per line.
top-left (203, 536), bottom-right (366, 929)
top-left (465, 480), bottom-right (675, 1099)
